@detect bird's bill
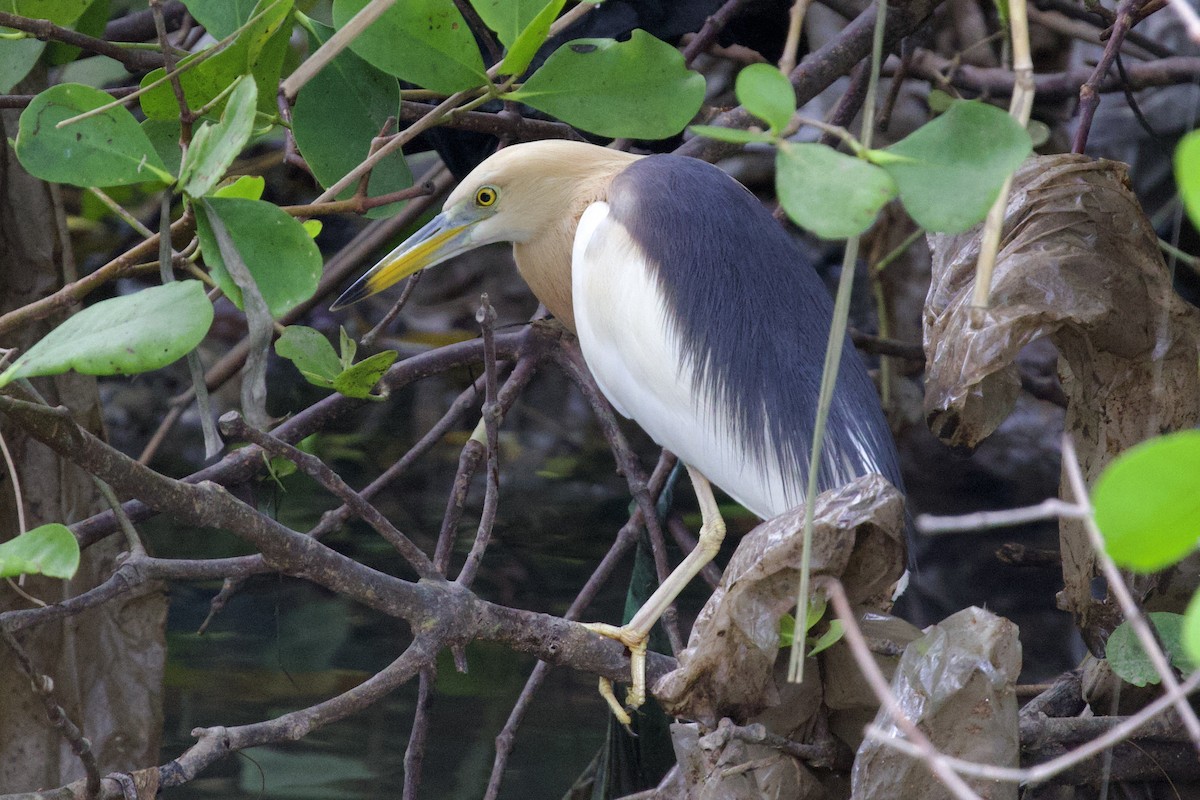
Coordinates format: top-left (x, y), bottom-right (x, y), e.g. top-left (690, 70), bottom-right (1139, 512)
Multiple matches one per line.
top-left (331, 211), bottom-right (477, 309)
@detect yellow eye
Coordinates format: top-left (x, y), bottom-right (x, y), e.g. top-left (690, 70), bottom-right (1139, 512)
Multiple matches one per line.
top-left (475, 186), bottom-right (498, 207)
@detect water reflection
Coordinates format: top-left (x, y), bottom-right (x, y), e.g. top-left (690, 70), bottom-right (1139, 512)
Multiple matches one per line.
top-left (150, 362), bottom-right (647, 799)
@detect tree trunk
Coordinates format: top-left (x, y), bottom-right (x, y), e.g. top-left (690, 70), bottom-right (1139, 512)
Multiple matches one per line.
top-left (0, 73), bottom-right (167, 792)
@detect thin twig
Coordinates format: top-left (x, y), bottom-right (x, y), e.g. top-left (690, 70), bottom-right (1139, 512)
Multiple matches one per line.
top-left (0, 10), bottom-right (164, 71)
top-left (682, 0), bottom-right (749, 66)
top-left (151, 0), bottom-right (193, 144)
top-left (0, 429), bottom-right (25, 536)
top-left (93, 479), bottom-right (146, 557)
top-left (136, 164), bottom-right (453, 464)
top-left (779, 0), bottom-right (814, 75)
top-left (455, 296), bottom-right (501, 588)
top-left (88, 188), bottom-right (154, 239)
top-left (54, 0), bottom-right (290, 129)
top-left (48, 183), bottom-right (76, 284)
top-left (969, 0), bottom-right (1036, 318)
top-left (1, 627), bottom-right (102, 799)
top-left (789, 0), bottom-right (890, 687)
top-left (402, 665), bottom-right (436, 800)
top-left (917, 497), bottom-right (1087, 534)
top-left (361, 273), bottom-right (422, 348)
top-left (1061, 435), bottom-right (1200, 752)
top-left (218, 412), bottom-right (439, 579)
top-left (483, 453), bottom-right (678, 800)
top-left (288, 0), bottom-right (402, 100)
top-left (551, 342), bottom-right (685, 654)
top-left (818, 61), bottom-right (870, 148)
top-left (426, 353), bottom-right (545, 576)
top-left (1071, 0), bottom-right (1140, 154)
top-left (818, 577), bottom-right (986, 799)
top-left (867, 671), bottom-right (1200, 783)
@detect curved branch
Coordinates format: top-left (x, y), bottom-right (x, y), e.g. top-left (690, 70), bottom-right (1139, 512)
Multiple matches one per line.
top-left (677, 0), bottom-right (948, 161)
top-left (0, 11), bottom-right (165, 71)
top-left (909, 51), bottom-right (1200, 100)
top-left (71, 323), bottom-right (560, 547)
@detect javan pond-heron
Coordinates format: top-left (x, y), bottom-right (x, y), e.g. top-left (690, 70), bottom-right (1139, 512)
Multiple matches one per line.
top-left (333, 140), bottom-right (904, 721)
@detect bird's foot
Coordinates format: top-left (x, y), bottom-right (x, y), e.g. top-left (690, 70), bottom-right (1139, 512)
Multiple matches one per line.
top-left (583, 622), bottom-right (649, 725)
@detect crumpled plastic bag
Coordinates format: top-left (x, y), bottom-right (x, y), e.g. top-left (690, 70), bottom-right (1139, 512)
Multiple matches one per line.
top-left (671, 720), bottom-right (831, 800)
top-left (655, 474), bottom-right (906, 725)
top-left (922, 154), bottom-right (1200, 640)
top-left (850, 606), bottom-right (1021, 800)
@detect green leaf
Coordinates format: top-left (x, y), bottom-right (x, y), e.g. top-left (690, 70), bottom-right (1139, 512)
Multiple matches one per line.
top-left (16, 0), bottom-right (91, 20)
top-left (688, 125), bottom-right (775, 145)
top-left (509, 31), bottom-right (705, 139)
top-left (1184, 591), bottom-right (1200, 669)
top-left (333, 351), bottom-right (397, 399)
top-left (194, 197), bottom-right (322, 318)
top-left (0, 524), bottom-right (80, 580)
top-left (804, 593), bottom-right (827, 632)
top-left (499, 0), bottom-right (567, 77)
top-left (1026, 119), bottom-right (1050, 149)
top-left (302, 219), bottom-right (322, 239)
top-left (0, 0), bottom-right (91, 91)
top-left (15, 83), bottom-right (174, 186)
top-left (183, 0), bottom-right (258, 38)
top-left (333, 0), bottom-right (487, 95)
top-left (338, 326), bottom-right (357, 370)
top-left (926, 89), bottom-right (955, 114)
top-left (141, 117), bottom-right (183, 177)
top-left (469, 0), bottom-right (543, 45)
top-left (1106, 612), bottom-right (1197, 687)
top-left (292, 21), bottom-right (411, 218)
top-left (46, 0), bottom-right (109, 65)
top-left (139, 0), bottom-right (293, 119)
top-left (735, 63), bottom-right (795, 133)
top-left (264, 453), bottom-right (297, 486)
top-left (0, 36), bottom-right (45, 96)
top-left (993, 0), bottom-right (1010, 27)
top-left (0, 281), bottom-right (213, 387)
top-left (1093, 430), bottom-right (1200, 572)
top-left (140, 46), bottom-right (240, 120)
top-left (212, 174), bottom-right (265, 200)
top-left (1176, 131), bottom-right (1200, 233)
top-left (872, 100), bottom-right (1030, 233)
top-left (179, 75), bottom-right (258, 197)
top-left (779, 613), bottom-right (796, 647)
top-left (275, 325), bottom-right (341, 387)
top-left (807, 619), bottom-right (844, 657)
top-left (777, 141), bottom-right (897, 239)
top-left (275, 326), bottom-right (396, 398)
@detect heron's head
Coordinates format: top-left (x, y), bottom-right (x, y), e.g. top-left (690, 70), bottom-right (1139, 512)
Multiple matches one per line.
top-left (332, 141), bottom-right (639, 310)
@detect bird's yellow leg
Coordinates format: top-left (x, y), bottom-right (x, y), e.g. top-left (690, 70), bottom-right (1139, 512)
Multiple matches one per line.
top-left (597, 677), bottom-right (633, 726)
top-left (585, 466), bottom-right (726, 716)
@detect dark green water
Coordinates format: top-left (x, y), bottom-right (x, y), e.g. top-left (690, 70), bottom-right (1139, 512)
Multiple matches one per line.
top-left (147, 365), bottom-right (662, 799)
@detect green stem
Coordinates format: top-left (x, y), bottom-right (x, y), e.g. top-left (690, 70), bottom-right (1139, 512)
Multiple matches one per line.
top-left (788, 0), bottom-right (890, 684)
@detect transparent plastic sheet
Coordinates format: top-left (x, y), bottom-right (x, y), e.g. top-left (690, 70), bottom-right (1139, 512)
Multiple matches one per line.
top-left (656, 474), bottom-right (906, 724)
top-left (657, 476), bottom-right (907, 799)
top-left (922, 154), bottom-right (1200, 638)
top-left (850, 607), bottom-right (1022, 800)
top-left (670, 718), bottom-right (832, 800)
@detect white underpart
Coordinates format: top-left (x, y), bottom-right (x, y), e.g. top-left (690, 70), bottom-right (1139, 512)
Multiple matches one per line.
top-left (573, 202), bottom-right (797, 519)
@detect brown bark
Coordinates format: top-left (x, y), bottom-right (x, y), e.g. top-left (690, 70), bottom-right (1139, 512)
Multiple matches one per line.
top-left (0, 74), bottom-right (167, 792)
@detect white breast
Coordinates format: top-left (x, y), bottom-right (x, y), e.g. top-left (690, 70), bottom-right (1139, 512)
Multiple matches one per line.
top-left (572, 202), bottom-right (794, 518)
